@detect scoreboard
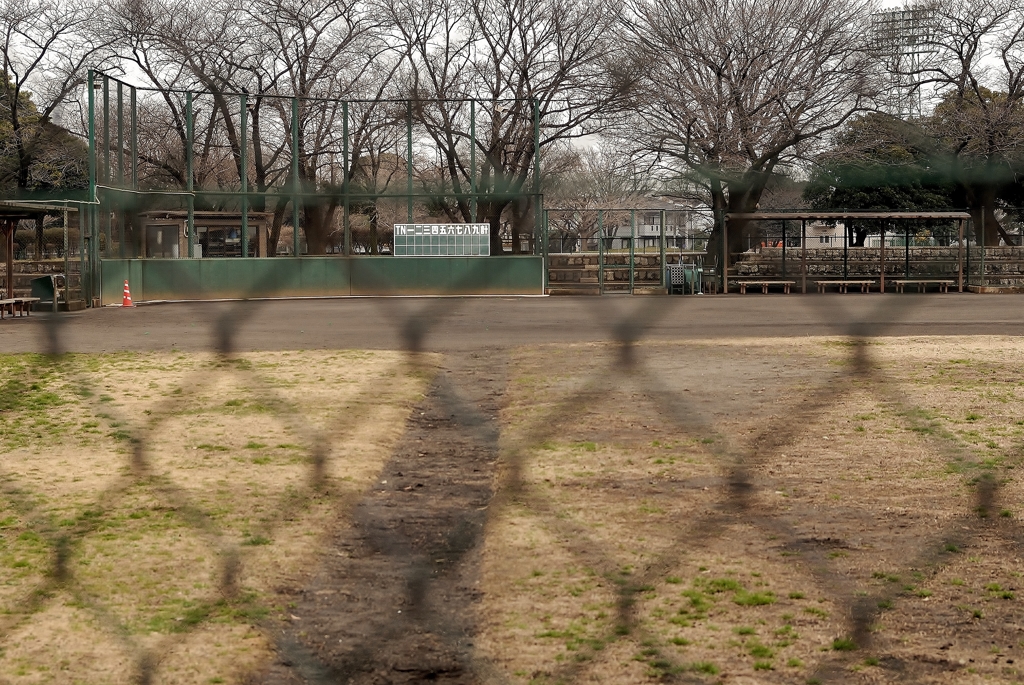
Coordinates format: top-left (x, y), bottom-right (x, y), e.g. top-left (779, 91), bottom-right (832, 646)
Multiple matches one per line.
top-left (393, 223), bottom-right (490, 256)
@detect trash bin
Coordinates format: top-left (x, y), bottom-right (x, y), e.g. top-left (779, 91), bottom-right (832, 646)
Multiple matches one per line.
top-left (30, 275), bottom-right (62, 312)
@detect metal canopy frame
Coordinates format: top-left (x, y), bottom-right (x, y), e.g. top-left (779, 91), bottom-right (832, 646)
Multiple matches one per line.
top-left (78, 69), bottom-right (546, 303)
top-left (0, 203), bottom-right (82, 301)
top-left (724, 211), bottom-right (974, 294)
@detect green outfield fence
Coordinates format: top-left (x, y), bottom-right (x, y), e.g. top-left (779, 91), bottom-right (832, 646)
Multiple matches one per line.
top-left (99, 256), bottom-right (543, 304)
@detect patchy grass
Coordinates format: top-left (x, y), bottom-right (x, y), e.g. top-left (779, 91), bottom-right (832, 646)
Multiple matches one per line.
top-left (476, 337), bottom-right (1024, 683)
top-left (0, 350), bottom-right (431, 683)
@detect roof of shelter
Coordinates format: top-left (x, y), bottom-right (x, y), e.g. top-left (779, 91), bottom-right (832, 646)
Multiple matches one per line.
top-left (728, 211), bottom-right (972, 220)
top-left (0, 201), bottom-right (80, 220)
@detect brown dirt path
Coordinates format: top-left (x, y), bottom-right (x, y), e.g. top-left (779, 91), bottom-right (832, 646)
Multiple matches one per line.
top-left (253, 353), bottom-right (506, 684)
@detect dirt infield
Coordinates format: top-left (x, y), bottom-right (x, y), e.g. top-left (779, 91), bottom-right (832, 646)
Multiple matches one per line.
top-left (2, 296), bottom-right (1024, 684)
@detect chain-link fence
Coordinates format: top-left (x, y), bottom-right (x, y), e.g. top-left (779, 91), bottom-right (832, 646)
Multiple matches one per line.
top-left (2, 284), bottom-right (1024, 684)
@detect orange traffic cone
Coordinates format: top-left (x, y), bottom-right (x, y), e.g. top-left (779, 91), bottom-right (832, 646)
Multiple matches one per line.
top-left (122, 280), bottom-right (134, 307)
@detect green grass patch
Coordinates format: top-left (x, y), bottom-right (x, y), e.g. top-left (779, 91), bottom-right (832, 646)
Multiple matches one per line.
top-left (832, 637), bottom-right (857, 651)
top-left (706, 577), bottom-right (743, 594)
top-left (734, 591), bottom-right (775, 606)
top-left (687, 661), bottom-right (718, 675)
top-left (242, 534), bottom-right (271, 546)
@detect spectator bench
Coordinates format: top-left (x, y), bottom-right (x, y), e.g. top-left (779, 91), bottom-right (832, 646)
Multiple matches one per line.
top-left (0, 297), bottom-right (41, 319)
top-left (892, 279), bottom-right (955, 293)
top-left (815, 280), bottom-right (876, 293)
top-left (736, 280), bottom-right (796, 294)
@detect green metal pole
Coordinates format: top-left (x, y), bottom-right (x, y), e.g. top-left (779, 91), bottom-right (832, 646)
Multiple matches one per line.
top-left (905, 223), bottom-right (910, 278)
top-left (470, 100), bottom-right (477, 223)
top-left (542, 209), bottom-right (549, 291)
top-left (87, 70), bottom-right (97, 304)
top-left (782, 221), bottom-right (786, 278)
top-left (629, 209), bottom-right (635, 294)
top-left (291, 97), bottom-right (301, 256)
top-left (102, 77), bottom-right (110, 184)
top-left (186, 91), bottom-right (195, 259)
top-left (78, 208), bottom-right (85, 302)
top-left (844, 220), bottom-right (849, 279)
top-left (406, 101), bottom-right (413, 223)
top-left (966, 219), bottom-right (971, 285)
top-left (131, 87), bottom-right (137, 189)
top-left (598, 210), bottom-right (604, 293)
top-left (879, 225), bottom-right (886, 292)
top-left (958, 219), bottom-right (964, 292)
top-left (102, 76), bottom-right (111, 257)
top-left (721, 210), bottom-right (728, 293)
top-left (63, 209), bottom-right (69, 297)
top-left (89, 70), bottom-right (97, 194)
top-left (801, 219), bottom-right (807, 294)
top-left (659, 209), bottom-right (666, 287)
top-left (980, 210), bottom-right (985, 288)
top-left (343, 100), bottom-right (350, 256)
top-left (533, 99), bottom-right (541, 256)
top-left (116, 81), bottom-right (124, 187)
top-left (240, 93), bottom-right (248, 257)
top-left (117, 81), bottom-right (124, 258)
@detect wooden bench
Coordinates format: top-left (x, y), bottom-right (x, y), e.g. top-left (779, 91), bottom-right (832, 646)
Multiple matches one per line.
top-left (815, 280), bottom-right (876, 294)
top-left (14, 297), bottom-right (40, 315)
top-left (737, 280), bottom-right (796, 294)
top-left (893, 279), bottom-right (955, 293)
top-left (0, 299), bottom-right (16, 319)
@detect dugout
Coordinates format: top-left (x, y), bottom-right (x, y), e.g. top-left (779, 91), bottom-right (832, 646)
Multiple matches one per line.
top-left (723, 211), bottom-right (973, 293)
top-left (138, 211), bottom-right (272, 259)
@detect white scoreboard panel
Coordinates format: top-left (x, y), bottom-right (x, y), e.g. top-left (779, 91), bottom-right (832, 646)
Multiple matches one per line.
top-left (393, 223), bottom-right (490, 256)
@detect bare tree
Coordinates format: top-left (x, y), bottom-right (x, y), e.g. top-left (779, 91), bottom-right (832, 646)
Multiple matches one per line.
top-left (387, 0), bottom-right (627, 254)
top-left (1, 0), bottom-right (109, 189)
top-left (543, 146), bottom-right (656, 249)
top-left (108, 0), bottom-right (407, 255)
top-left (256, 0), bottom-right (403, 254)
top-left (1, 0), bottom-right (111, 254)
top-left (918, 0), bottom-right (1024, 245)
top-left (109, 0), bottom-right (293, 250)
top-left (618, 0), bottom-right (881, 264)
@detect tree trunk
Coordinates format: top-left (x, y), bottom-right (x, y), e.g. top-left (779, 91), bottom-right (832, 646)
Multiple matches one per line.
top-left (704, 171), bottom-right (774, 269)
top-left (483, 199), bottom-right (511, 255)
top-left (960, 179), bottom-right (1004, 246)
top-left (488, 213), bottom-right (504, 254)
top-left (268, 204), bottom-right (287, 257)
top-left (705, 184), bottom-right (727, 269)
top-left (970, 203), bottom-right (1004, 247)
top-left (302, 201), bottom-right (339, 255)
top-left (508, 196), bottom-right (535, 255)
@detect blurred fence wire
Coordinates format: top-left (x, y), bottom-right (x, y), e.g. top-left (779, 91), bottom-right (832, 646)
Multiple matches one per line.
top-left (1, 279), bottom-right (1023, 685)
